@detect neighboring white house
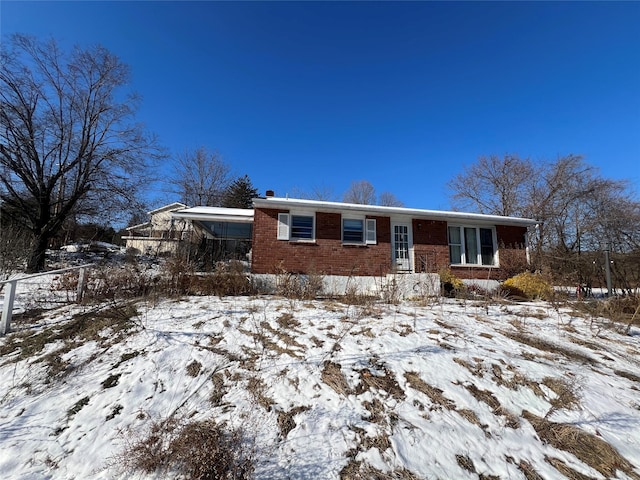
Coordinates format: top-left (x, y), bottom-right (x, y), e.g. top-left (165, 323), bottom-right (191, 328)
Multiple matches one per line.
top-left (171, 206), bottom-right (254, 262)
top-left (123, 202), bottom-right (192, 255)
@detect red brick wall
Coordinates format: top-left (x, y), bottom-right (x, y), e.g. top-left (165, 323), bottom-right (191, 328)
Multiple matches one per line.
top-left (413, 221), bottom-right (529, 280)
top-left (252, 207), bottom-right (529, 279)
top-left (496, 225), bottom-right (527, 248)
top-left (251, 208), bottom-right (392, 276)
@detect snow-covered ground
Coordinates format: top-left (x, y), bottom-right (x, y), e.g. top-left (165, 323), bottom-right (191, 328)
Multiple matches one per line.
top-left (1, 293), bottom-right (639, 479)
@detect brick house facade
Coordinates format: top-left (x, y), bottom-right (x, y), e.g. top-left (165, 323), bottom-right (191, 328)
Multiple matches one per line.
top-left (251, 197), bottom-right (535, 280)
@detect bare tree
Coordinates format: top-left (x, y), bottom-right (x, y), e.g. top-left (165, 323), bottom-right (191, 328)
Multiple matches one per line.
top-left (343, 180), bottom-right (377, 205)
top-left (0, 35), bottom-right (162, 272)
top-left (379, 191), bottom-right (404, 207)
top-left (448, 154), bottom-right (536, 216)
top-left (448, 153), bottom-right (640, 285)
top-left (290, 184), bottom-right (338, 201)
top-left (171, 147), bottom-right (231, 207)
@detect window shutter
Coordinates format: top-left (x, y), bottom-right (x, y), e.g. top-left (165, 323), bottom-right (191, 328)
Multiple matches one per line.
top-left (277, 213), bottom-right (290, 240)
top-left (365, 219), bottom-right (377, 244)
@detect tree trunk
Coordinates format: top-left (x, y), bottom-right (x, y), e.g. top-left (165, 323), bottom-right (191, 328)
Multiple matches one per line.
top-left (26, 233), bottom-right (49, 273)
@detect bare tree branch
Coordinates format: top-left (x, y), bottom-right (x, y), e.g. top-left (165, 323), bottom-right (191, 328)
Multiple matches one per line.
top-left (170, 147), bottom-right (231, 207)
top-left (0, 34), bottom-right (163, 271)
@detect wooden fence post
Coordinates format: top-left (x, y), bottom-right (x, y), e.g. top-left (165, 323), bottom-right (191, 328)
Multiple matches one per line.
top-left (77, 267), bottom-right (87, 303)
top-left (1, 279), bottom-right (18, 336)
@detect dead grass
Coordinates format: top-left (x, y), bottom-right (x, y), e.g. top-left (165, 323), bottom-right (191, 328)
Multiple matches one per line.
top-left (542, 376), bottom-right (580, 415)
top-left (454, 357), bottom-right (485, 377)
top-left (455, 455), bottom-right (500, 479)
top-left (246, 376), bottom-right (274, 411)
top-left (186, 360), bottom-right (202, 377)
top-left (321, 361), bottom-right (351, 396)
top-left (614, 369), bottom-right (640, 383)
top-left (362, 398), bottom-right (387, 424)
top-left (101, 373), bottom-right (121, 389)
top-left (404, 372), bottom-right (455, 410)
top-left (523, 411), bottom-right (640, 479)
top-left (116, 416), bottom-right (254, 479)
top-left (276, 406), bottom-right (310, 438)
top-left (275, 312), bottom-right (301, 330)
top-left (0, 303), bottom-right (139, 380)
top-left (464, 383), bottom-right (520, 428)
top-left (456, 408), bottom-right (487, 431)
top-left (238, 326), bottom-right (302, 359)
top-left (356, 361), bottom-right (405, 400)
top-left (506, 458), bottom-right (544, 480)
top-left (339, 460), bottom-right (421, 480)
top-left (210, 372), bottom-right (227, 405)
top-left (501, 330), bottom-right (597, 365)
top-left (544, 457), bottom-right (596, 480)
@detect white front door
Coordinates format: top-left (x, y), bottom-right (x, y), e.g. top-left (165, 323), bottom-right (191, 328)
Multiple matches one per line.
top-left (392, 223), bottom-right (411, 271)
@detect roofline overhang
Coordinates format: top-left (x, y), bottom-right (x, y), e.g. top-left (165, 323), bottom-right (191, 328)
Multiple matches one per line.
top-left (171, 208), bottom-right (254, 224)
top-left (148, 202), bottom-right (188, 215)
top-left (126, 222), bottom-right (151, 231)
top-left (252, 197), bottom-right (537, 227)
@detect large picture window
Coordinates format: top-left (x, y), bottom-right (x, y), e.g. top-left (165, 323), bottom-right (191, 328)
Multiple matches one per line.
top-left (448, 226), bottom-right (496, 266)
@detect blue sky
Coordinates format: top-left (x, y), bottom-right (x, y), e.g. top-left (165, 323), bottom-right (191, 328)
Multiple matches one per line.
top-left (2, 1), bottom-right (639, 210)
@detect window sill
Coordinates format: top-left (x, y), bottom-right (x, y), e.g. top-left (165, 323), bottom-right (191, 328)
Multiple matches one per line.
top-left (450, 264), bottom-right (499, 269)
top-left (289, 240), bottom-right (317, 245)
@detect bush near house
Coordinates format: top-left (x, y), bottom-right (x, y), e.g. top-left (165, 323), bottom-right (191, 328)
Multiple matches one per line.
top-left (439, 269), bottom-right (465, 297)
top-left (501, 272), bottom-right (553, 300)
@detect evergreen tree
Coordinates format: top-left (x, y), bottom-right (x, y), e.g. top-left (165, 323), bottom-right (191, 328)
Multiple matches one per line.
top-left (222, 175), bottom-right (259, 209)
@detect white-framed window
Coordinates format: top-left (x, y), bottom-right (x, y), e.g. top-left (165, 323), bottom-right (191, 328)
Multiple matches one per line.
top-left (448, 225), bottom-right (496, 266)
top-left (342, 217), bottom-right (376, 245)
top-left (277, 212), bottom-right (315, 241)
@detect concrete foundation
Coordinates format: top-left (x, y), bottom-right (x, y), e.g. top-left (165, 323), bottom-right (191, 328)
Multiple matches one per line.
top-left (251, 273), bottom-right (440, 300)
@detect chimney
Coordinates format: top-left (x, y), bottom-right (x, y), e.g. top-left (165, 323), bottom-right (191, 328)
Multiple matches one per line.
top-left (265, 190), bottom-right (275, 197)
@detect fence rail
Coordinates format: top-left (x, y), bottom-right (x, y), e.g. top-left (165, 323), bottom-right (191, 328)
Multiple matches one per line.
top-left (1, 264), bottom-right (93, 336)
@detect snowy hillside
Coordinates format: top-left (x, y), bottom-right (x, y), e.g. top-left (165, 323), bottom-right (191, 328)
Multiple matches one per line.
top-left (1, 295), bottom-right (639, 479)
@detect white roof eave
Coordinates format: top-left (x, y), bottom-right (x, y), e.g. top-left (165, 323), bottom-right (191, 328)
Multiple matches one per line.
top-left (171, 207), bottom-right (254, 224)
top-left (252, 197), bottom-right (537, 227)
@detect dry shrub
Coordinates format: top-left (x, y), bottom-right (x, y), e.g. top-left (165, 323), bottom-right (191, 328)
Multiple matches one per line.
top-left (204, 261), bottom-right (253, 296)
top-left (439, 269), bottom-right (465, 297)
top-left (497, 242), bottom-right (530, 279)
top-left (81, 265), bottom-right (155, 301)
top-left (501, 272), bottom-right (553, 300)
top-left (523, 411), bottom-right (639, 479)
top-left (571, 294), bottom-right (640, 334)
top-left (275, 270), bottom-right (324, 300)
top-left (118, 417), bottom-right (254, 480)
top-left (343, 284), bottom-right (377, 306)
top-left (161, 260), bottom-right (254, 297)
